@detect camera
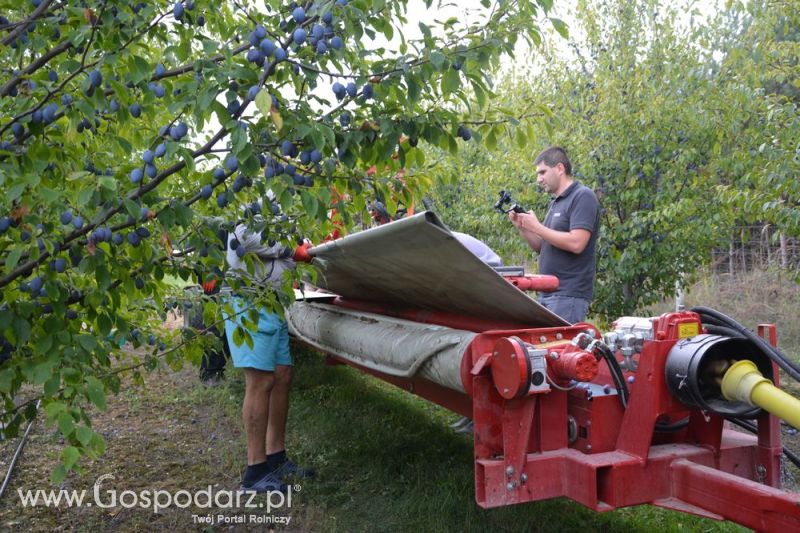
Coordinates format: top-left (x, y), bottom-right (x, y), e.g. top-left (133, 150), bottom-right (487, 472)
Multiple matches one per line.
top-left (494, 190), bottom-right (526, 214)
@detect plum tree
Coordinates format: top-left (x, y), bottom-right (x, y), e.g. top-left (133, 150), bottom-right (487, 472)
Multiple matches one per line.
top-left (0, 0), bottom-right (554, 481)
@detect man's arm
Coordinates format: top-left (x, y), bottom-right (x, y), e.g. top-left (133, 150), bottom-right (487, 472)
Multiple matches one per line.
top-left (510, 211), bottom-right (591, 254)
top-left (509, 212), bottom-right (544, 253)
top-left (234, 225), bottom-right (293, 260)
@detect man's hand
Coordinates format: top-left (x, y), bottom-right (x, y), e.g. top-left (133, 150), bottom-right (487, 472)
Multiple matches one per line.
top-left (293, 241), bottom-right (314, 263)
top-left (509, 210), bottom-right (544, 253)
top-left (202, 279), bottom-right (217, 294)
top-left (511, 210), bottom-right (592, 255)
top-left (509, 210), bottom-right (540, 233)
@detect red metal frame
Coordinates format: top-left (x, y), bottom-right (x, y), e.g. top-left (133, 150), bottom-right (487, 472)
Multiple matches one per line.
top-left (313, 301), bottom-right (800, 531)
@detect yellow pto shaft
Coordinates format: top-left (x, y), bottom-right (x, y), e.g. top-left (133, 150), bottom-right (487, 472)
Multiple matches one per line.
top-left (721, 360), bottom-right (800, 430)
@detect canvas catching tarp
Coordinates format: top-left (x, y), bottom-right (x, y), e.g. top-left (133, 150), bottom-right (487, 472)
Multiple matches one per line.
top-left (307, 211), bottom-right (568, 327)
top-left (286, 301), bottom-right (473, 392)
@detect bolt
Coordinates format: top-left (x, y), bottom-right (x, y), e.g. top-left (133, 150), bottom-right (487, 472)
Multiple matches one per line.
top-left (506, 482), bottom-right (515, 491)
top-left (506, 466), bottom-right (514, 476)
top-left (503, 388), bottom-right (510, 394)
top-left (539, 335), bottom-right (547, 343)
top-left (520, 473), bottom-right (528, 483)
top-left (756, 464), bottom-right (766, 483)
top-left (555, 332), bottom-right (563, 340)
top-left (586, 444), bottom-right (592, 451)
top-left (549, 351), bottom-right (559, 360)
top-left (586, 420), bottom-right (592, 427)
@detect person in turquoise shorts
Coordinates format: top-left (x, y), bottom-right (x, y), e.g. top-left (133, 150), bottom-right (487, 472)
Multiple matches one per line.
top-left (224, 218), bottom-right (313, 494)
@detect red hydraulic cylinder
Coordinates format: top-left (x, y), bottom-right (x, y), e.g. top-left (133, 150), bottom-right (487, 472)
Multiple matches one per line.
top-left (505, 275), bottom-right (559, 292)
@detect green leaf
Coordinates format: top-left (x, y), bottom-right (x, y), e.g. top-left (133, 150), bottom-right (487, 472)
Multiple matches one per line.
top-left (85, 377), bottom-right (107, 410)
top-left (550, 18), bottom-right (568, 38)
top-left (40, 187), bottom-right (61, 203)
top-left (77, 334), bottom-right (97, 353)
top-left (76, 426), bottom-right (93, 446)
top-left (471, 80), bottom-right (486, 109)
top-left (254, 89), bottom-right (270, 119)
top-left (418, 22), bottom-right (432, 40)
top-left (97, 314), bottom-right (112, 337)
top-left (124, 198), bottom-right (141, 220)
top-left (58, 412), bottom-right (74, 436)
top-left (32, 359), bottom-right (56, 385)
top-left (442, 69), bottom-right (460, 96)
top-left (174, 203), bottom-right (194, 227)
top-left (7, 183), bottom-right (26, 202)
top-left (233, 325), bottom-right (244, 347)
top-left (98, 176), bottom-right (117, 191)
top-left (62, 446), bottom-right (80, 470)
top-left (430, 51), bottom-right (446, 70)
top-left (5, 247), bottom-right (22, 271)
top-left (515, 127), bottom-right (528, 149)
top-left (44, 373), bottom-right (60, 396)
top-left (129, 55), bottom-right (151, 84)
top-left (485, 128), bottom-right (498, 151)
top-left (300, 191), bottom-right (319, 218)
top-left (34, 333), bottom-right (53, 355)
top-left (0, 368), bottom-right (15, 394)
top-left (78, 186), bottom-right (94, 206)
top-left (407, 76), bottom-right (420, 104)
top-left (12, 317), bottom-right (31, 346)
top-left (50, 465), bottom-right (67, 484)
top-left (89, 433), bottom-right (106, 455)
top-left (44, 401), bottom-right (66, 421)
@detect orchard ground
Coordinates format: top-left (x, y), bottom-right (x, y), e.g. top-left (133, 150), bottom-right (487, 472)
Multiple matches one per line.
top-left (0, 270), bottom-right (797, 532)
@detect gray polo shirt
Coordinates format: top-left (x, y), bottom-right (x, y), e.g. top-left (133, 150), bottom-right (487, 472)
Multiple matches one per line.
top-left (538, 181), bottom-right (599, 300)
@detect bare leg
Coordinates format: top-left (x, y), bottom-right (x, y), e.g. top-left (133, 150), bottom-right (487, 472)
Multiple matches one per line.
top-left (266, 365), bottom-right (292, 454)
top-left (243, 368), bottom-right (274, 465)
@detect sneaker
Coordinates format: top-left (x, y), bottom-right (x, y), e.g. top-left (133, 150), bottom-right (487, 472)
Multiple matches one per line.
top-left (272, 458), bottom-right (315, 481)
top-left (449, 416), bottom-right (471, 429)
top-left (455, 419), bottom-right (474, 434)
top-left (239, 471), bottom-right (288, 494)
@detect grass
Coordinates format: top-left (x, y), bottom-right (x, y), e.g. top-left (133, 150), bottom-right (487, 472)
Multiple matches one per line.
top-left (275, 345), bottom-right (747, 533)
top-left (3, 269), bottom-right (797, 531)
top-left (0, 346), bottom-right (748, 532)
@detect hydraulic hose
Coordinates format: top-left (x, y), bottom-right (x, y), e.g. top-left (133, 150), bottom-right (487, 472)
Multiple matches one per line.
top-left (703, 324), bottom-right (744, 339)
top-left (729, 417), bottom-right (800, 470)
top-left (593, 342), bottom-right (629, 409)
top-left (654, 418), bottom-right (690, 432)
top-left (0, 400), bottom-right (40, 501)
top-left (691, 306), bottom-right (800, 383)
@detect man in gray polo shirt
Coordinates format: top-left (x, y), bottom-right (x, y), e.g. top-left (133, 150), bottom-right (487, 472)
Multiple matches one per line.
top-left (509, 147), bottom-right (599, 323)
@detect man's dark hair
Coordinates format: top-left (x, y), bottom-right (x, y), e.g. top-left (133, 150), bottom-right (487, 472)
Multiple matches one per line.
top-left (534, 146), bottom-right (572, 176)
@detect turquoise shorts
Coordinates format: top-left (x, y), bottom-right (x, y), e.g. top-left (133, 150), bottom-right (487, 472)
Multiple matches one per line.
top-left (223, 297), bottom-right (291, 372)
